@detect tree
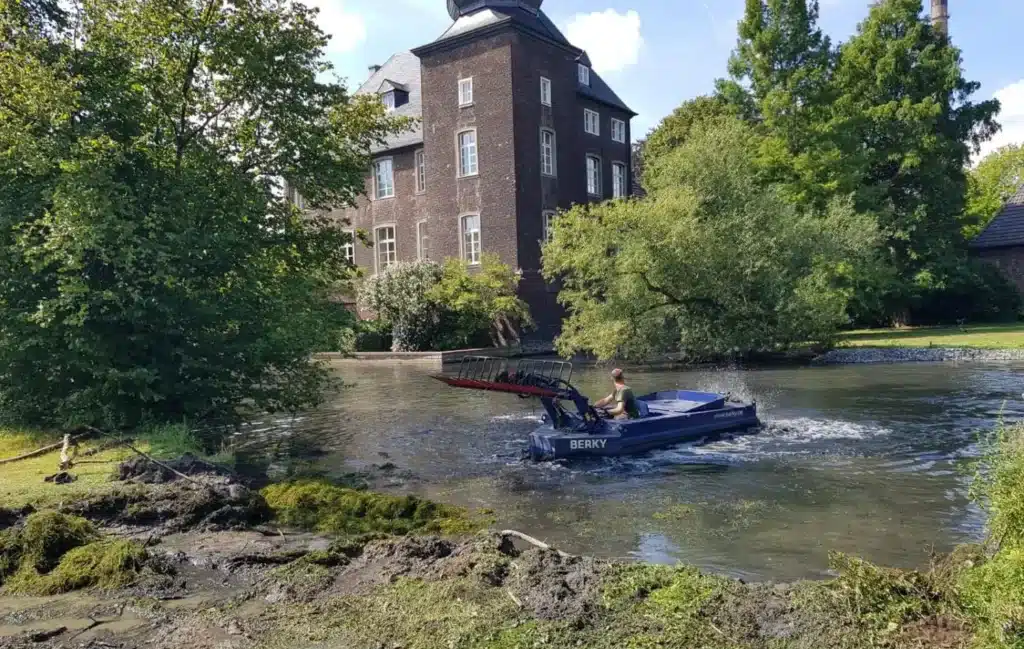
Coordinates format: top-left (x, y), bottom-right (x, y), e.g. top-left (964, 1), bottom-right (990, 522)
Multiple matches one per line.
top-left (0, 0), bottom-right (406, 432)
top-left (428, 254), bottom-right (533, 349)
top-left (542, 118), bottom-right (878, 361)
top-left (639, 95), bottom-right (733, 192)
top-left (716, 0), bottom-right (836, 205)
top-left (964, 144), bottom-right (1024, 239)
top-left (824, 0), bottom-right (1001, 323)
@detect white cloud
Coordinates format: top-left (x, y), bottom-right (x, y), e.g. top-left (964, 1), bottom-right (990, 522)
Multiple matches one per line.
top-left (565, 9), bottom-right (643, 75)
top-left (302, 0), bottom-right (367, 54)
top-left (978, 79), bottom-right (1024, 161)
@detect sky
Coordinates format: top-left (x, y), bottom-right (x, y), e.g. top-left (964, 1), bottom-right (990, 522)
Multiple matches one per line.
top-left (308, 0), bottom-right (1024, 159)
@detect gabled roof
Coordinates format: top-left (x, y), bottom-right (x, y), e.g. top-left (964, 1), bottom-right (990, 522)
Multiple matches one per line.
top-left (378, 79), bottom-right (409, 94)
top-left (356, 52), bottom-right (423, 153)
top-left (971, 184), bottom-right (1024, 250)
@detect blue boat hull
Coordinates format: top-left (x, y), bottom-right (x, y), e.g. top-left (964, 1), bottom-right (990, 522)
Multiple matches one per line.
top-left (527, 402), bottom-right (759, 461)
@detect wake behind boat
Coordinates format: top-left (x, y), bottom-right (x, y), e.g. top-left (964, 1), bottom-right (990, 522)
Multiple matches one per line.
top-left (432, 357), bottom-right (760, 461)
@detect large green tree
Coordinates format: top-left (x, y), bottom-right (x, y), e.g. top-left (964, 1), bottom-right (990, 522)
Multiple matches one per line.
top-left (542, 118), bottom-right (877, 361)
top-left (0, 0), bottom-right (405, 432)
top-left (716, 0), bottom-right (836, 206)
top-left (964, 144), bottom-right (1024, 239)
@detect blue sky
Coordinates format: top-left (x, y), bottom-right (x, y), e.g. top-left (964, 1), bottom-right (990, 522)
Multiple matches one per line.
top-left (311, 0), bottom-right (1024, 157)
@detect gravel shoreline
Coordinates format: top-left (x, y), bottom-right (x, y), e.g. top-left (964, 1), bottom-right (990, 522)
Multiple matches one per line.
top-left (814, 346), bottom-right (1024, 365)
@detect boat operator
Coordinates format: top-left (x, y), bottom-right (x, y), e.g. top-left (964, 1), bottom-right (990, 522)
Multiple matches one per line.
top-left (593, 368), bottom-right (640, 420)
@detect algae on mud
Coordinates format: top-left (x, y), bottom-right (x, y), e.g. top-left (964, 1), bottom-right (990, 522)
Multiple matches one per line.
top-left (261, 480), bottom-right (490, 537)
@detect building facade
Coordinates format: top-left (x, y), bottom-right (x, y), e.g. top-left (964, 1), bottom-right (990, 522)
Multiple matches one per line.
top-left (971, 185), bottom-right (1024, 295)
top-left (318, 0), bottom-right (636, 338)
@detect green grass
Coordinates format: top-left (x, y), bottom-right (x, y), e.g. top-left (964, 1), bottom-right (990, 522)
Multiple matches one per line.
top-left (0, 430), bottom-right (139, 509)
top-left (837, 323), bottom-right (1024, 350)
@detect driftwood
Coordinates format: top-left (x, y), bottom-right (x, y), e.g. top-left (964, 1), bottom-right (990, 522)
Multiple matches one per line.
top-left (499, 530), bottom-right (573, 558)
top-left (0, 430), bottom-right (95, 466)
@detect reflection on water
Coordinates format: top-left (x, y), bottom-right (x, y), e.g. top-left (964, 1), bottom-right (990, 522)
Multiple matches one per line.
top-left (239, 360), bottom-right (1024, 581)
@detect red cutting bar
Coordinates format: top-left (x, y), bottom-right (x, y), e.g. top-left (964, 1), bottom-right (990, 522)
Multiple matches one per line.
top-left (431, 375), bottom-right (564, 399)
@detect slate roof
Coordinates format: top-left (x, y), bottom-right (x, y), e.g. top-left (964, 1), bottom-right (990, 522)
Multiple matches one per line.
top-left (356, 51), bottom-right (423, 153)
top-left (428, 6), bottom-right (634, 115)
top-left (971, 184), bottom-right (1024, 250)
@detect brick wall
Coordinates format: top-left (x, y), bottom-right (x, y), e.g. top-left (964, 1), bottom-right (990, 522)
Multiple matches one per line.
top-left (978, 247), bottom-right (1024, 295)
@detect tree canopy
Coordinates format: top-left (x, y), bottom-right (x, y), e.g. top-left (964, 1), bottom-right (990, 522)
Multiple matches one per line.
top-left (0, 0), bottom-right (406, 431)
top-left (964, 145), bottom-right (1024, 239)
top-left (543, 118), bottom-right (878, 361)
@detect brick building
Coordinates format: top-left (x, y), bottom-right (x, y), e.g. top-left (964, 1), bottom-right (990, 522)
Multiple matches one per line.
top-left (312, 0), bottom-right (636, 338)
top-left (971, 185), bottom-right (1024, 295)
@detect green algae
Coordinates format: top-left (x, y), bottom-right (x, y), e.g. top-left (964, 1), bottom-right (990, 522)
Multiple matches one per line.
top-left (261, 480), bottom-right (487, 537)
top-left (0, 512), bottom-right (147, 595)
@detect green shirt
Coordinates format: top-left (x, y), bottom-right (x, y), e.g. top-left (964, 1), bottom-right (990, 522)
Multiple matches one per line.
top-left (615, 385), bottom-right (640, 419)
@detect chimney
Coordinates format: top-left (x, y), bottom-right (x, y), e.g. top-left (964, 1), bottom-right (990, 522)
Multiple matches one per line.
top-left (931, 0), bottom-right (949, 35)
top-left (368, 64), bottom-right (381, 77)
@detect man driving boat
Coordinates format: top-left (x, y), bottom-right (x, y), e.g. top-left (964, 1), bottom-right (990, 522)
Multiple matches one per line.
top-left (594, 368), bottom-right (640, 420)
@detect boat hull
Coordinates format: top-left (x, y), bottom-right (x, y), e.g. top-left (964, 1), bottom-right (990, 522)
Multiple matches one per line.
top-left (527, 402), bottom-right (758, 461)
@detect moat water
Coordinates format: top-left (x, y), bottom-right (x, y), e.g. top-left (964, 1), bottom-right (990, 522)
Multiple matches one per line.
top-left (232, 360), bottom-right (1024, 581)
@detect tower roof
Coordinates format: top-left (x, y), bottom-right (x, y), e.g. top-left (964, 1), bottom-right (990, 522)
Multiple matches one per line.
top-left (446, 0), bottom-right (542, 21)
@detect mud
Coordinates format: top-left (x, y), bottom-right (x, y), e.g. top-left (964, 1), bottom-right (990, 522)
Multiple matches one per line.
top-left (116, 455), bottom-right (235, 484)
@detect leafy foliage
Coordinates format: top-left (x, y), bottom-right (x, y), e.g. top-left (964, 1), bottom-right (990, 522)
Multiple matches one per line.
top-left (427, 254), bottom-right (533, 349)
top-left (357, 256), bottom-right (531, 352)
top-left (543, 118), bottom-right (877, 361)
top-left (965, 144), bottom-right (1024, 239)
top-left (710, 0), bottom-right (1010, 326)
top-left (0, 0), bottom-right (404, 431)
top-left (357, 261), bottom-right (445, 352)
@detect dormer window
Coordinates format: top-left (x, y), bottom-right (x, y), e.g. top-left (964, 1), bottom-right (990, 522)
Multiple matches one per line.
top-left (381, 91), bottom-right (396, 111)
top-left (578, 64), bottom-right (590, 86)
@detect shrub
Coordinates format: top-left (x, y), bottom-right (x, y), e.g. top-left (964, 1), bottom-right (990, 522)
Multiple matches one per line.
top-left (357, 257), bottom-right (532, 352)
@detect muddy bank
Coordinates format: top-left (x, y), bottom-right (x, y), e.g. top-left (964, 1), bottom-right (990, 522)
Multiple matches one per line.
top-left (0, 455), bottom-right (1004, 649)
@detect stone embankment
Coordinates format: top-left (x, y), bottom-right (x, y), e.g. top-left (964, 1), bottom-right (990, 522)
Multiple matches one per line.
top-left (814, 347), bottom-right (1024, 365)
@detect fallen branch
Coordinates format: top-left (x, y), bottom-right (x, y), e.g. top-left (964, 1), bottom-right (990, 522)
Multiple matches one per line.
top-left (0, 431), bottom-right (96, 466)
top-left (499, 530), bottom-right (573, 558)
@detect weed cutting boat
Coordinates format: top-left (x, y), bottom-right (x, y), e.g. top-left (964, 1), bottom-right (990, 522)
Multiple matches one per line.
top-left (432, 357), bottom-right (759, 461)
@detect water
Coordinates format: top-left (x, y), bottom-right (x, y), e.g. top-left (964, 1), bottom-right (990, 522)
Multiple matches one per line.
top-left (237, 360), bottom-right (1024, 582)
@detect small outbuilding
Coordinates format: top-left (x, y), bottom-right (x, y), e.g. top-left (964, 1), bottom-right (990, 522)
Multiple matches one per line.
top-left (971, 185), bottom-right (1024, 294)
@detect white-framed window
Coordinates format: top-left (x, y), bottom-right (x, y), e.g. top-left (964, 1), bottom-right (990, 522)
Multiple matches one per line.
top-left (416, 220), bottom-right (429, 261)
top-left (586, 155), bottom-right (602, 196)
top-left (540, 76), bottom-right (552, 106)
top-left (542, 210), bottom-right (556, 242)
top-left (375, 225), bottom-right (396, 271)
top-left (611, 118), bottom-right (626, 143)
top-left (458, 77), bottom-right (473, 106)
top-left (289, 186), bottom-right (305, 209)
top-left (578, 63), bottom-right (590, 86)
top-left (457, 129), bottom-right (478, 177)
top-left (342, 230), bottom-right (355, 265)
top-left (415, 149), bottom-right (426, 193)
top-left (584, 109), bottom-right (600, 136)
top-left (540, 129), bottom-right (556, 177)
top-left (612, 162), bottom-right (627, 198)
top-left (374, 158), bottom-right (394, 199)
top-left (381, 91), bottom-right (395, 111)
top-left (461, 214), bottom-right (481, 265)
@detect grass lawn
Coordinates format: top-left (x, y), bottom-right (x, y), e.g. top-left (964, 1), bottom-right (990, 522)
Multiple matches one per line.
top-left (838, 323), bottom-right (1024, 349)
top-left (0, 428), bottom-right (139, 510)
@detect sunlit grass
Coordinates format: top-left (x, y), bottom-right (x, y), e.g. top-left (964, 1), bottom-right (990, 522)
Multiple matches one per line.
top-left (0, 430), bottom-right (139, 510)
top-left (838, 323), bottom-right (1024, 349)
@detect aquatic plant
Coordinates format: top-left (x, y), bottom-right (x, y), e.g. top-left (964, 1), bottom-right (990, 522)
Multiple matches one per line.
top-left (261, 480), bottom-right (486, 537)
top-left (0, 512), bottom-right (148, 595)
